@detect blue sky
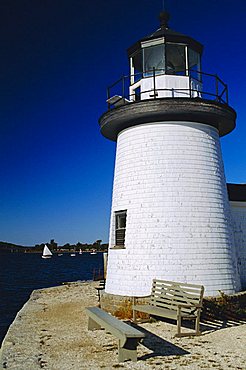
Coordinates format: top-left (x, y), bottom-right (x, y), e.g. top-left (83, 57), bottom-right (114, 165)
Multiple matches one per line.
top-left (0, 0), bottom-right (245, 246)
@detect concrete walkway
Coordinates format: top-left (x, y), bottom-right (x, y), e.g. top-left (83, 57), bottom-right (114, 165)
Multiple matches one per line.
top-left (1, 281), bottom-right (246, 369)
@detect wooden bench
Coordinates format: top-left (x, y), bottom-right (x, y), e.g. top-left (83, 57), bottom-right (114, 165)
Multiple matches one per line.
top-left (132, 279), bottom-right (204, 337)
top-left (85, 307), bottom-right (145, 362)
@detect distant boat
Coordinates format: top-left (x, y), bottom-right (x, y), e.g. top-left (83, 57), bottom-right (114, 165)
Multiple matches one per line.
top-left (79, 249), bottom-right (83, 255)
top-left (90, 249), bottom-right (97, 255)
top-left (42, 245), bottom-right (52, 259)
top-left (58, 253), bottom-right (63, 256)
top-left (70, 253), bottom-right (76, 257)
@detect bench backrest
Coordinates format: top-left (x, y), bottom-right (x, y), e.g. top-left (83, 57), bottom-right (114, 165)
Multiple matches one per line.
top-left (150, 279), bottom-right (204, 315)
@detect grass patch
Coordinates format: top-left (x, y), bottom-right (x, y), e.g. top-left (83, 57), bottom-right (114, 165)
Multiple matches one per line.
top-left (114, 299), bottom-right (149, 320)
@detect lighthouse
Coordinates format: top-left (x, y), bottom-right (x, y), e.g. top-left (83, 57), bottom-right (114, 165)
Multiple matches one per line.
top-left (99, 12), bottom-right (241, 297)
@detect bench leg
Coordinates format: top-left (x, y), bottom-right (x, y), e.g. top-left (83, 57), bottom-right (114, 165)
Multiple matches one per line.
top-left (132, 297), bottom-right (137, 323)
top-left (195, 309), bottom-right (201, 335)
top-left (175, 316), bottom-right (202, 337)
top-left (88, 317), bottom-right (101, 331)
top-left (97, 289), bottom-right (100, 302)
top-left (176, 314), bottom-right (182, 337)
top-left (118, 338), bottom-right (138, 362)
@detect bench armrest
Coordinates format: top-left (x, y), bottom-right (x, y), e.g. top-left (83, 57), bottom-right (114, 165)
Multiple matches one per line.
top-left (177, 304), bottom-right (202, 316)
top-left (177, 304), bottom-right (202, 309)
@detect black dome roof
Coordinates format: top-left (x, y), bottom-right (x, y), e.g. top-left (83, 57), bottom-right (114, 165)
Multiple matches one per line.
top-left (127, 12), bottom-right (203, 56)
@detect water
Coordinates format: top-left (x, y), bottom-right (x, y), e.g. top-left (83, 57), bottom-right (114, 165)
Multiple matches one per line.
top-left (0, 252), bottom-right (103, 344)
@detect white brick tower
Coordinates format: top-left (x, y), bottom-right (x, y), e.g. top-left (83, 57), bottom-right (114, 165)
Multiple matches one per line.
top-left (99, 12), bottom-right (241, 297)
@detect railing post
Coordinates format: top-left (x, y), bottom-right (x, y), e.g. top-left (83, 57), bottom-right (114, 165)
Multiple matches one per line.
top-left (189, 75), bottom-right (192, 98)
top-left (225, 84), bottom-right (228, 104)
top-left (107, 87), bottom-right (110, 110)
top-left (172, 88), bottom-right (174, 98)
top-left (215, 75), bottom-right (219, 102)
top-left (122, 75), bottom-right (125, 101)
top-left (153, 67), bottom-right (156, 98)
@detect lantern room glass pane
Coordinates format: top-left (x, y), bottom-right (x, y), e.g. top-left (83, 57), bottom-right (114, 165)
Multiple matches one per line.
top-left (143, 44), bottom-right (165, 76)
top-left (132, 49), bottom-right (143, 82)
top-left (188, 48), bottom-right (201, 81)
top-left (165, 44), bottom-right (186, 75)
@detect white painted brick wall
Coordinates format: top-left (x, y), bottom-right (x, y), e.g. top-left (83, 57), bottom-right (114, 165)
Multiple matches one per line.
top-left (105, 122), bottom-right (241, 297)
top-left (230, 201), bottom-right (246, 290)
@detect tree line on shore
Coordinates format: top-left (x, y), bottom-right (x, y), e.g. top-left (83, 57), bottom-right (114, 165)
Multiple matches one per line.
top-left (0, 239), bottom-right (108, 253)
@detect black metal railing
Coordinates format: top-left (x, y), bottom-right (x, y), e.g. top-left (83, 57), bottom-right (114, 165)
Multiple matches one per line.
top-left (106, 69), bottom-right (228, 110)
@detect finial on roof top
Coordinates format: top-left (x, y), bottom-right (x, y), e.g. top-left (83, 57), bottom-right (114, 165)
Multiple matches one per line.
top-left (159, 11), bottom-right (170, 30)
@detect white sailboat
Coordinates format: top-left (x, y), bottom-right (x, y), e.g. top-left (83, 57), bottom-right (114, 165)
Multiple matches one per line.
top-left (79, 249), bottom-right (83, 255)
top-left (42, 244), bottom-right (53, 259)
top-left (90, 249), bottom-right (97, 255)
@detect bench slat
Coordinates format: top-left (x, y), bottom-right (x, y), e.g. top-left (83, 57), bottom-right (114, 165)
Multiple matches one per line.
top-left (150, 299), bottom-right (194, 314)
top-left (152, 284), bottom-right (203, 297)
top-left (150, 294), bottom-right (200, 313)
top-left (133, 304), bottom-right (197, 319)
top-left (153, 279), bottom-right (204, 290)
top-left (150, 300), bottom-right (196, 315)
top-left (151, 291), bottom-right (200, 304)
top-left (85, 307), bottom-right (144, 339)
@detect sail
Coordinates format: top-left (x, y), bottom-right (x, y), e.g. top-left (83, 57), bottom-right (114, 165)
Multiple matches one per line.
top-left (43, 245), bottom-right (52, 257)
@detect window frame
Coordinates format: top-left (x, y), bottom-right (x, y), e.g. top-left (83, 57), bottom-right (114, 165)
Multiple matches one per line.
top-left (113, 210), bottom-right (127, 249)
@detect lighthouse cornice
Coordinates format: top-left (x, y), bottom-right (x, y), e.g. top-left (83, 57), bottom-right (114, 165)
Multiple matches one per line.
top-left (99, 98), bottom-right (236, 141)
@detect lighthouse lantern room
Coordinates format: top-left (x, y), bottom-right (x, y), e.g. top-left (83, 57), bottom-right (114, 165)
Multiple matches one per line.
top-left (128, 12), bottom-right (202, 101)
top-left (99, 12), bottom-right (241, 297)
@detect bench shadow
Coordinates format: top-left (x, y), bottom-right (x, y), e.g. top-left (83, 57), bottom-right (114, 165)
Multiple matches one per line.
top-left (125, 321), bottom-right (190, 360)
top-left (140, 316), bottom-right (246, 335)
top-left (174, 316), bottom-right (246, 334)
top-left (200, 317), bottom-right (246, 333)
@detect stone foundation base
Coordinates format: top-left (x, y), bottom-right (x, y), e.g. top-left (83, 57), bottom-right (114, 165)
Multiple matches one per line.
top-left (100, 291), bottom-right (149, 319)
top-left (99, 290), bottom-right (246, 321)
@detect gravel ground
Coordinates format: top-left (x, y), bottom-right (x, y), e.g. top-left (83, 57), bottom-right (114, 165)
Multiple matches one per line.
top-left (1, 281), bottom-right (245, 370)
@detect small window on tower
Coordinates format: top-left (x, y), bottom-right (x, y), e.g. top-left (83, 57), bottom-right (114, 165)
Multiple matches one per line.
top-left (115, 210), bottom-right (127, 248)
